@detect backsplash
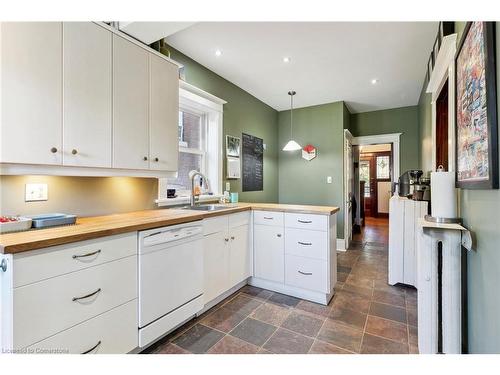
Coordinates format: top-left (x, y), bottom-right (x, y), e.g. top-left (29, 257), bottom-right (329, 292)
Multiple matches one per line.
top-left (0, 175), bottom-right (158, 217)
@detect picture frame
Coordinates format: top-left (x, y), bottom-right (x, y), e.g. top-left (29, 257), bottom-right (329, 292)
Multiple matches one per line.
top-left (433, 35), bottom-right (441, 62)
top-left (455, 22), bottom-right (498, 189)
top-left (427, 52), bottom-right (434, 78)
top-left (439, 22), bottom-right (455, 41)
top-left (226, 135), bottom-right (241, 158)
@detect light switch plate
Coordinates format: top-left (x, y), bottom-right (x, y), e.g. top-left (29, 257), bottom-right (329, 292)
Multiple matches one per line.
top-left (25, 183), bottom-right (48, 202)
top-left (225, 182), bottom-right (231, 191)
top-left (327, 176), bottom-right (333, 184)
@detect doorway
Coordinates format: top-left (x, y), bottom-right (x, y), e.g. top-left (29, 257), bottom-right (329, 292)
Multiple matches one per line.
top-left (359, 144), bottom-right (393, 218)
top-left (436, 80), bottom-right (449, 170)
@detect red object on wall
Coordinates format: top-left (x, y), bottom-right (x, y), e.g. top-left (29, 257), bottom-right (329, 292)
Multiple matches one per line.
top-left (302, 144), bottom-right (317, 161)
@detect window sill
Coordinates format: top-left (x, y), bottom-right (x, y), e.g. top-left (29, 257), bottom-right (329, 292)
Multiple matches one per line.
top-left (156, 194), bottom-right (222, 207)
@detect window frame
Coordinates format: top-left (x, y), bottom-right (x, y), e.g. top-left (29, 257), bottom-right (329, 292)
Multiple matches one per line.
top-left (157, 81), bottom-right (226, 205)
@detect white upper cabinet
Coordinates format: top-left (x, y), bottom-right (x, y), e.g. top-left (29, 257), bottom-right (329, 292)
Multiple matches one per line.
top-left (149, 54), bottom-right (179, 171)
top-left (63, 22), bottom-right (112, 167)
top-left (1, 22), bottom-right (62, 165)
top-left (112, 34), bottom-right (150, 170)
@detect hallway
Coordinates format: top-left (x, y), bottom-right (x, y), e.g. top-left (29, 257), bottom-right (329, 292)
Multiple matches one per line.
top-left (144, 217), bottom-right (418, 354)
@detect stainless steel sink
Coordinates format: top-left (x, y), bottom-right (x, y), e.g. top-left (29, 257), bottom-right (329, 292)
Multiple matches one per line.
top-left (181, 204), bottom-right (234, 212)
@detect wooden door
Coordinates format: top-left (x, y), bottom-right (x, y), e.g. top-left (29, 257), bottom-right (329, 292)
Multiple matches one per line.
top-left (254, 224), bottom-right (284, 283)
top-left (1, 22), bottom-right (62, 165)
top-left (63, 22), bottom-right (112, 167)
top-left (149, 54), bottom-right (179, 171)
top-left (436, 80), bottom-right (449, 170)
top-left (229, 224), bottom-right (251, 286)
top-left (360, 151), bottom-right (392, 217)
top-left (112, 34), bottom-right (150, 170)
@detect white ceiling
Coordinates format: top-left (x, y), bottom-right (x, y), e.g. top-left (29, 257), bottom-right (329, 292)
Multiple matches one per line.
top-left (163, 22), bottom-right (438, 113)
top-left (119, 22), bottom-right (196, 44)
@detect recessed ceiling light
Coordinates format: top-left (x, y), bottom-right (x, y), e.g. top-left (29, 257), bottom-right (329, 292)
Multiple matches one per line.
top-left (215, 49), bottom-right (222, 57)
top-left (371, 79), bottom-right (379, 85)
top-left (283, 57), bottom-right (291, 63)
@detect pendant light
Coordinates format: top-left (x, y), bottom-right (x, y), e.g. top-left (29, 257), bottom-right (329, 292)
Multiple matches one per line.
top-left (282, 90), bottom-right (302, 151)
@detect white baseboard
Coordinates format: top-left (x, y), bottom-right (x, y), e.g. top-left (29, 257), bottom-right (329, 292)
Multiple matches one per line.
top-left (337, 239), bottom-right (346, 252)
top-left (249, 277), bottom-right (334, 305)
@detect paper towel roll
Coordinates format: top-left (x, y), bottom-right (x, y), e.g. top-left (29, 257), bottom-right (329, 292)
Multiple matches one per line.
top-left (431, 171), bottom-right (457, 218)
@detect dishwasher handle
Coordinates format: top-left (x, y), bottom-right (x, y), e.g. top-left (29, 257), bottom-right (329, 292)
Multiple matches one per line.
top-left (142, 226), bottom-right (202, 247)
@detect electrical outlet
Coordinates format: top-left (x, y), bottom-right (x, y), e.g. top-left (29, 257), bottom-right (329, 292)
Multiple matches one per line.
top-left (327, 176), bottom-right (333, 184)
top-left (225, 182), bottom-right (231, 191)
top-left (25, 183), bottom-right (48, 202)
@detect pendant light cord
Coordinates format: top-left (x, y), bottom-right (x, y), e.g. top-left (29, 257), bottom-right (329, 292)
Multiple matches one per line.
top-left (289, 90), bottom-right (296, 139)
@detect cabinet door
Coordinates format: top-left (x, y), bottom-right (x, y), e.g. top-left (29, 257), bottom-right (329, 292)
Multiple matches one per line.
top-left (112, 34), bottom-right (149, 170)
top-left (149, 54), bottom-right (178, 171)
top-left (254, 224), bottom-right (284, 283)
top-left (203, 231), bottom-right (230, 304)
top-left (229, 224), bottom-right (251, 287)
top-left (63, 22), bottom-right (112, 167)
top-left (1, 22), bottom-right (62, 165)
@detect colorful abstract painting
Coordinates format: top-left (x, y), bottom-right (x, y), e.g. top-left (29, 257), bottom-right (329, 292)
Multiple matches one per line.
top-left (455, 22), bottom-right (497, 188)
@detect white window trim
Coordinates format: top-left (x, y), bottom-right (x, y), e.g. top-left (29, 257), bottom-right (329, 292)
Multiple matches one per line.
top-left (157, 81), bottom-right (227, 207)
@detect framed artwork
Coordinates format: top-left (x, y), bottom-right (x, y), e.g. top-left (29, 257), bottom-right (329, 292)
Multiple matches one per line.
top-left (433, 35), bottom-right (441, 62)
top-left (428, 52), bottom-right (434, 78)
top-left (439, 22), bottom-right (455, 41)
top-left (226, 135), bottom-right (241, 158)
top-left (455, 22), bottom-right (498, 189)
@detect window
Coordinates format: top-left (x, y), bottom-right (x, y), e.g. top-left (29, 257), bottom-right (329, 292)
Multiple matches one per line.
top-left (169, 110), bottom-right (206, 192)
top-left (376, 155), bottom-right (390, 179)
top-left (158, 82), bottom-right (225, 203)
top-left (359, 160), bottom-right (370, 197)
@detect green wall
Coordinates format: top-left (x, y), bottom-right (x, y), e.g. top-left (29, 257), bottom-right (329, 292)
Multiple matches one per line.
top-left (417, 21), bottom-right (500, 353)
top-left (350, 106), bottom-right (421, 173)
top-left (159, 45), bottom-right (279, 203)
top-left (278, 102), bottom-right (346, 238)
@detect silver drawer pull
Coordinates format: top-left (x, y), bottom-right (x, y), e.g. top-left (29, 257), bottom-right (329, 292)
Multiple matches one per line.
top-left (298, 270), bottom-right (313, 276)
top-left (298, 241), bottom-right (312, 246)
top-left (72, 288), bottom-right (102, 302)
top-left (72, 249), bottom-right (101, 259)
top-left (298, 220), bottom-right (312, 224)
top-left (81, 340), bottom-right (101, 354)
top-left (263, 217), bottom-right (274, 220)
top-left (0, 259), bottom-right (7, 272)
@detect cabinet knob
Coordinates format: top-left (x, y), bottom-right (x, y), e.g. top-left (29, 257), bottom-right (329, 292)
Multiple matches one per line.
top-left (277, 234), bottom-right (282, 237)
top-left (50, 147), bottom-right (58, 153)
top-left (224, 238), bottom-right (230, 242)
top-left (154, 157), bottom-right (159, 162)
top-left (230, 236), bottom-right (235, 240)
top-left (71, 149), bottom-right (78, 155)
top-left (143, 156), bottom-right (148, 161)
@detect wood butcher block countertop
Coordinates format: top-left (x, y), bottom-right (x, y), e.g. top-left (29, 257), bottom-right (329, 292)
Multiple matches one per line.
top-left (0, 203), bottom-right (339, 254)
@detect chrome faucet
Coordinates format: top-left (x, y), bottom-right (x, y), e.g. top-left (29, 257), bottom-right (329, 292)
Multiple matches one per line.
top-left (188, 170), bottom-right (211, 207)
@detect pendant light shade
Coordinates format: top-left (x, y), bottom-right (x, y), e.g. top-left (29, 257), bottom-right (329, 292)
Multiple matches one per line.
top-left (282, 90), bottom-right (301, 151)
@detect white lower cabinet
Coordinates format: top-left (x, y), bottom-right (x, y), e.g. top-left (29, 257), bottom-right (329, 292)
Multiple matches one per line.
top-left (254, 224), bottom-right (284, 283)
top-left (1, 234), bottom-right (138, 353)
top-left (26, 300), bottom-right (137, 354)
top-left (252, 211), bottom-right (336, 305)
top-left (203, 212), bottom-right (251, 305)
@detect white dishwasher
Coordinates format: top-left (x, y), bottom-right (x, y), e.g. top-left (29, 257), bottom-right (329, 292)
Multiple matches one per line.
top-left (138, 221), bottom-right (204, 348)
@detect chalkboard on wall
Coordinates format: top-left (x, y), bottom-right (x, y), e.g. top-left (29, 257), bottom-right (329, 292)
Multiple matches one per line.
top-left (242, 133), bottom-right (263, 191)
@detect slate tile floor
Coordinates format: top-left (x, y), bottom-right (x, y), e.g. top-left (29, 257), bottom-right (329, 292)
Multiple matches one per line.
top-left (143, 217), bottom-right (419, 354)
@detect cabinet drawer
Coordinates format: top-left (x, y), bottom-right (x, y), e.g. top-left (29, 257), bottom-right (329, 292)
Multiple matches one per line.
top-left (203, 215), bottom-right (228, 236)
top-left (228, 211), bottom-right (251, 228)
top-left (285, 213), bottom-right (328, 231)
top-left (285, 254), bottom-right (327, 293)
top-left (13, 255), bottom-right (137, 349)
top-left (285, 228), bottom-right (328, 260)
top-left (13, 233), bottom-right (137, 288)
top-left (253, 211), bottom-right (284, 227)
top-left (26, 300), bottom-right (137, 354)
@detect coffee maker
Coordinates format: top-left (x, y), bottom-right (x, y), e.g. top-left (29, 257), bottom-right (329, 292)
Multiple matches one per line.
top-left (397, 170), bottom-right (430, 201)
